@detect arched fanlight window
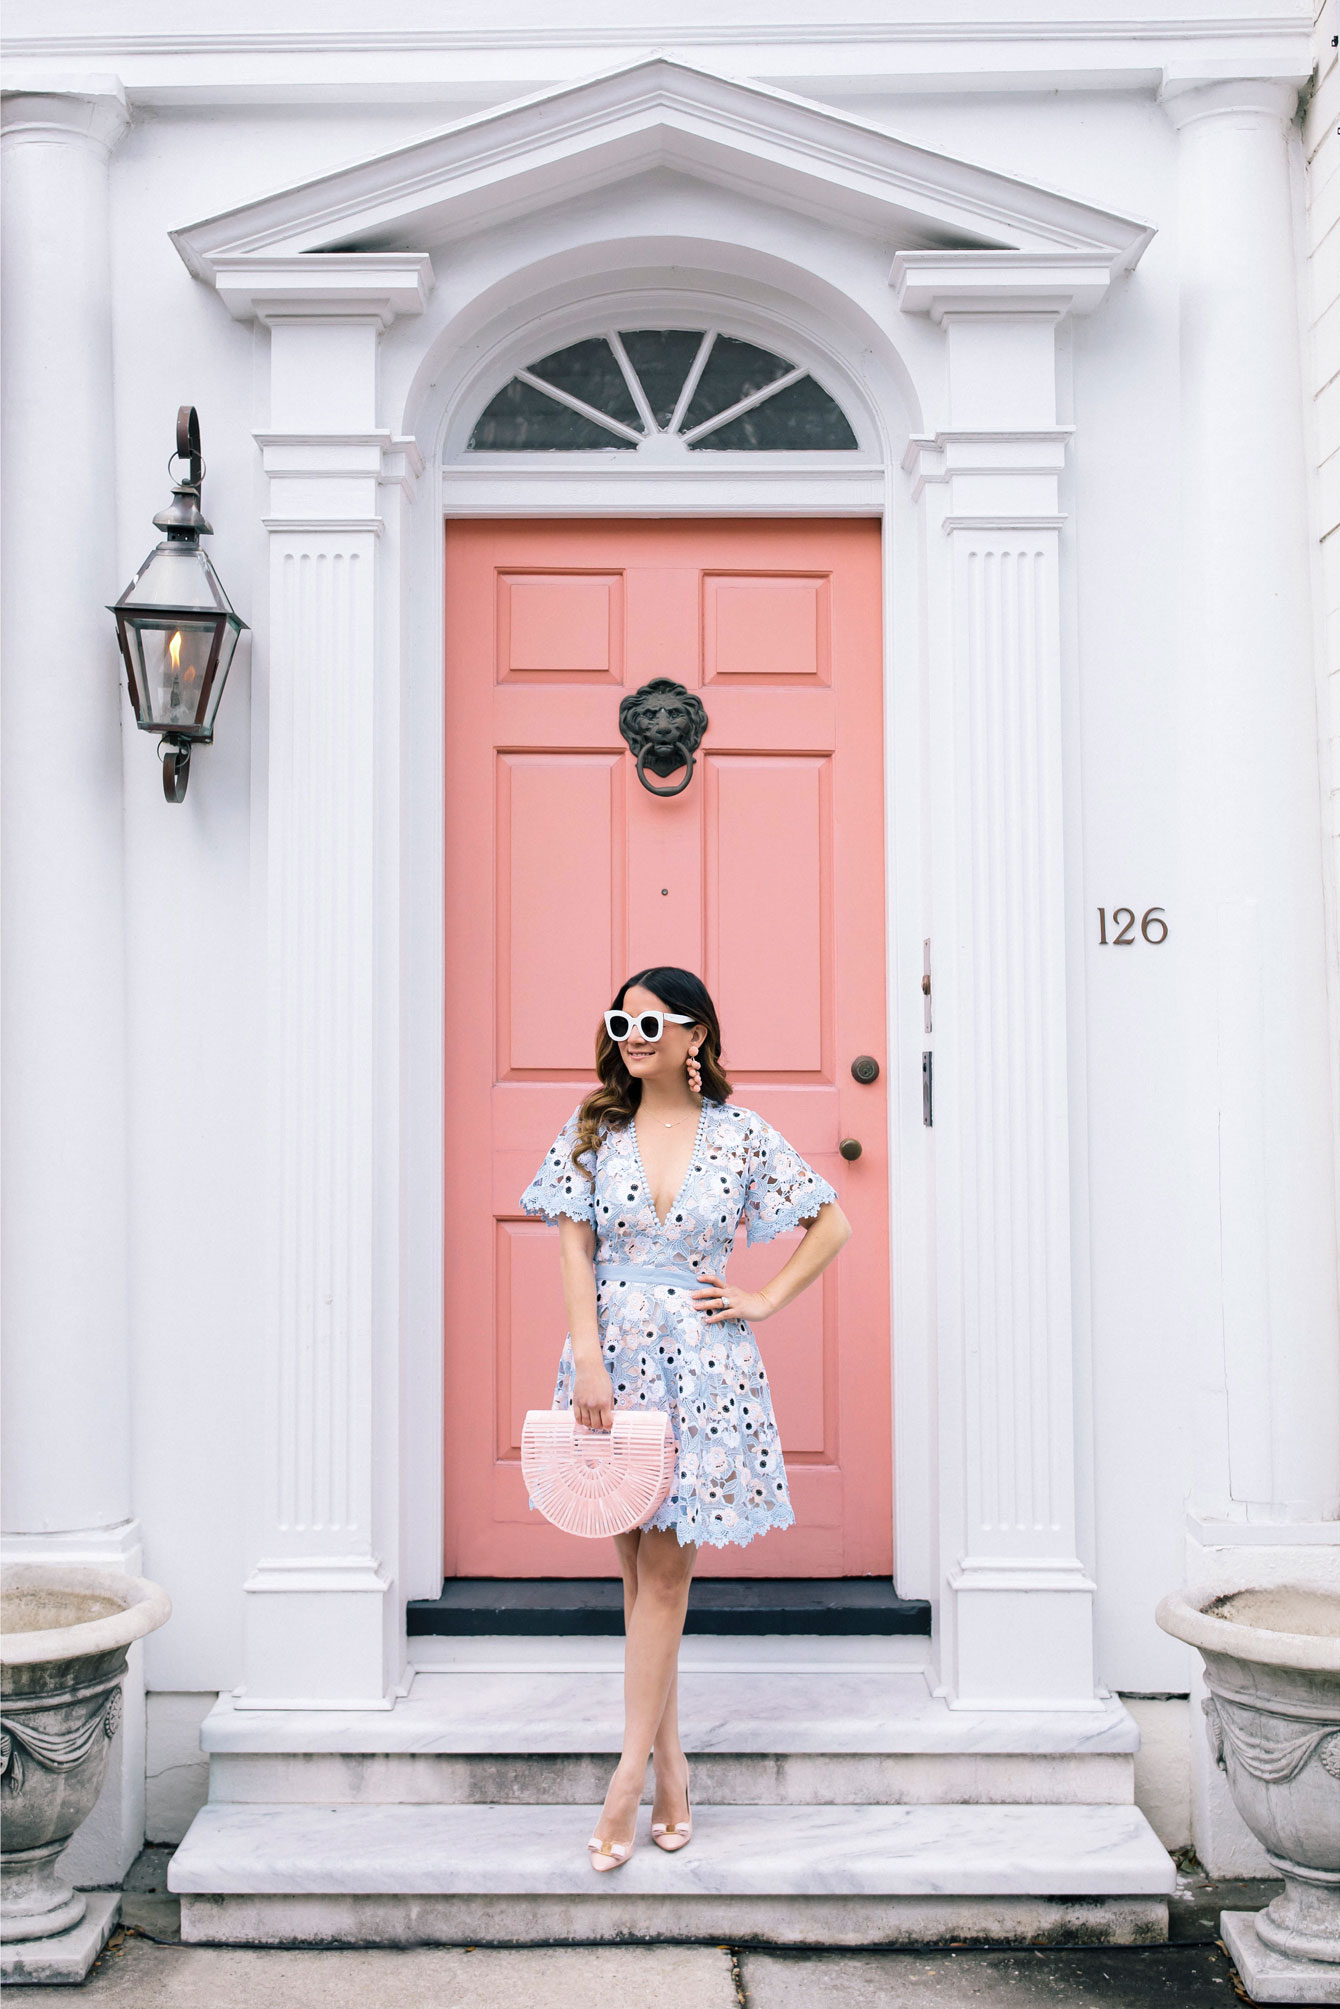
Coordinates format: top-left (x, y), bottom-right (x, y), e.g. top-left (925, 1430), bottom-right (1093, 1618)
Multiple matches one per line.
top-left (468, 330), bottom-right (859, 452)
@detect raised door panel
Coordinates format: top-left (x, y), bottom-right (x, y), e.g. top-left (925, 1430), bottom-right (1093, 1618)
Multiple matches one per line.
top-left (496, 571), bottom-right (624, 680)
top-left (703, 572), bottom-right (831, 683)
top-left (707, 755), bottom-right (828, 1078)
top-left (499, 753), bottom-right (623, 1075)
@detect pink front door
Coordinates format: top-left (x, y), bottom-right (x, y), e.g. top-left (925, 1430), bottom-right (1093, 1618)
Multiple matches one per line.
top-left (444, 519), bottom-right (891, 1577)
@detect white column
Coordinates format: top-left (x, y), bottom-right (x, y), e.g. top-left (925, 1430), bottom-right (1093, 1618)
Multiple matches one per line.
top-left (204, 259), bottom-right (430, 1708)
top-left (896, 254), bottom-right (1110, 1709)
top-left (1163, 81), bottom-right (1340, 1534)
top-left (0, 76), bottom-right (146, 1874)
top-left (1163, 75), bottom-right (1340, 1879)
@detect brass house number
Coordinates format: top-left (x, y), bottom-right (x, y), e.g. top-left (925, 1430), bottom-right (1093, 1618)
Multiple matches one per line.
top-left (1097, 906), bottom-right (1168, 946)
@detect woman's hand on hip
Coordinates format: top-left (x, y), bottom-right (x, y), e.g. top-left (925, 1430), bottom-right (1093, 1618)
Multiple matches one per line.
top-left (694, 1272), bottom-right (776, 1326)
top-left (572, 1359), bottom-right (615, 1431)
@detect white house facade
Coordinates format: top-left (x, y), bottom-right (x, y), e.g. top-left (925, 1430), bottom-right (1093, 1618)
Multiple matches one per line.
top-left (2, 0), bottom-right (1338, 1947)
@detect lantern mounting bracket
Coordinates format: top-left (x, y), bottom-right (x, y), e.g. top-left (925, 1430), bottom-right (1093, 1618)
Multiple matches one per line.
top-left (160, 736), bottom-right (192, 804)
top-left (167, 404), bottom-right (205, 494)
top-left (154, 406), bottom-right (212, 542)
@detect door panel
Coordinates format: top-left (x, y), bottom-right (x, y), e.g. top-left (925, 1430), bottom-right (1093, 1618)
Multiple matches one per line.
top-left (499, 754), bottom-right (622, 1072)
top-left (708, 755), bottom-right (827, 1074)
top-left (445, 519), bottom-right (890, 1577)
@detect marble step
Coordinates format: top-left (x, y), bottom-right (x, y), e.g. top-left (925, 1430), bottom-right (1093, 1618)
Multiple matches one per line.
top-left (171, 1801), bottom-right (1176, 1949)
top-left (204, 1664), bottom-right (1138, 1807)
top-left (206, 1665), bottom-right (1139, 1755)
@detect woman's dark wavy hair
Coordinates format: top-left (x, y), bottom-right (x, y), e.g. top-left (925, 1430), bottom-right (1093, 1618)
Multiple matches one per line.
top-left (572, 967), bottom-right (731, 1179)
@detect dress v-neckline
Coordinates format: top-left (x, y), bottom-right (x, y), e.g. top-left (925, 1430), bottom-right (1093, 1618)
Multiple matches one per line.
top-left (631, 1101), bottom-right (708, 1230)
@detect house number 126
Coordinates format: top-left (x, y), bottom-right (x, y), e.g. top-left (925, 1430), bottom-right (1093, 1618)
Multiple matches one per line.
top-left (1097, 906), bottom-right (1167, 945)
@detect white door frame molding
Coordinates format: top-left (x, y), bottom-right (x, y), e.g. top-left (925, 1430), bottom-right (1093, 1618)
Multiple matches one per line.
top-left (171, 58), bottom-right (1155, 1712)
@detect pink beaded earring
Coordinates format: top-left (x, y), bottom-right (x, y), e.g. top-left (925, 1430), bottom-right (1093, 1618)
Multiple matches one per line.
top-left (687, 1044), bottom-right (702, 1094)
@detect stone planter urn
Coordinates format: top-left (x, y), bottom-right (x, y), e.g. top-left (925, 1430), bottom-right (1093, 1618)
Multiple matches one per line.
top-left (1157, 1583), bottom-right (1340, 2004)
top-left (1, 1566), bottom-right (171, 1945)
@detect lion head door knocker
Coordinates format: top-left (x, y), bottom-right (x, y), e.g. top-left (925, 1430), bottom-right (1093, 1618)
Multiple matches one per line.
top-left (618, 678), bottom-right (709, 798)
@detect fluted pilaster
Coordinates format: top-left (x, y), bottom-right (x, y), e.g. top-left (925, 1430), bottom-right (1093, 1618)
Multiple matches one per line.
top-left (899, 262), bottom-right (1103, 1707)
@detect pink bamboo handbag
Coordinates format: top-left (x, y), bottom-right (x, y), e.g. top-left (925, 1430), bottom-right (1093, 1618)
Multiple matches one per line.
top-left (521, 1409), bottom-right (676, 1538)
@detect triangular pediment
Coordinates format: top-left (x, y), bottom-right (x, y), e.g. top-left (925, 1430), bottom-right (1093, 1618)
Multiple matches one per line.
top-left (171, 57), bottom-right (1153, 282)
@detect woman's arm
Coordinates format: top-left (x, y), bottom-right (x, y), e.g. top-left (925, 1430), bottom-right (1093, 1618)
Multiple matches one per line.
top-left (558, 1215), bottom-right (616, 1429)
top-left (695, 1198), bottom-right (851, 1326)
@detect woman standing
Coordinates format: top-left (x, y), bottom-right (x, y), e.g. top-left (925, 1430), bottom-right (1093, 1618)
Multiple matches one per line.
top-left (520, 966), bottom-right (851, 1871)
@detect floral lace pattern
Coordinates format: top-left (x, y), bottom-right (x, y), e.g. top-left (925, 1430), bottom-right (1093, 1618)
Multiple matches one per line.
top-left (520, 1100), bottom-right (837, 1549)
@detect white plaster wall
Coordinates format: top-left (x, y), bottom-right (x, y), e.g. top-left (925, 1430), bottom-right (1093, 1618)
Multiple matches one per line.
top-left (1120, 1698), bottom-right (1192, 1854)
top-left (145, 1694), bottom-right (213, 1846)
top-left (6, 12), bottom-right (1320, 1709)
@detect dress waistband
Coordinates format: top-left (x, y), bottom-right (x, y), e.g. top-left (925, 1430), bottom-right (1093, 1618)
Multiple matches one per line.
top-left (595, 1262), bottom-right (704, 1295)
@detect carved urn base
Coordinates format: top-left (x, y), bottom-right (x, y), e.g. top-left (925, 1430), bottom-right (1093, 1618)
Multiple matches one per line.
top-left (1157, 1585), bottom-right (1340, 1983)
top-left (1, 1567), bottom-right (170, 1944)
top-left (0, 1843), bottom-right (86, 1944)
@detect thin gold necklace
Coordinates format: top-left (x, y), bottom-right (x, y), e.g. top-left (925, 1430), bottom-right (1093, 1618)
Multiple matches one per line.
top-left (642, 1103), bottom-right (699, 1130)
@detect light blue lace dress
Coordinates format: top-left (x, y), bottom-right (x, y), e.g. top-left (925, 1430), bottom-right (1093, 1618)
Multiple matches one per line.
top-left (520, 1098), bottom-right (837, 1550)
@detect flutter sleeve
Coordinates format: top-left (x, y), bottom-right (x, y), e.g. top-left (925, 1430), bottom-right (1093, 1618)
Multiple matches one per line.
top-left (519, 1107), bottom-right (596, 1226)
top-left (741, 1115), bottom-right (839, 1246)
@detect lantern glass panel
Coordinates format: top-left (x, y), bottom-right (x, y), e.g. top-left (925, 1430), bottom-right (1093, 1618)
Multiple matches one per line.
top-left (122, 617), bottom-right (231, 735)
top-left (120, 541), bottom-right (234, 613)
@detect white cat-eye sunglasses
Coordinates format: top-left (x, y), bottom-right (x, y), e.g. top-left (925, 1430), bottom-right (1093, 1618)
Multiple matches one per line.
top-left (604, 1009), bottom-right (694, 1045)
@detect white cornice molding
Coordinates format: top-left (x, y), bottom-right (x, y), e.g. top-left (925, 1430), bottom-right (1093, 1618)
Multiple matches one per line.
top-left (207, 252), bottom-right (434, 323)
top-left (169, 56), bottom-right (1155, 283)
top-left (3, 17), bottom-right (1311, 109)
top-left (0, 18), bottom-right (1314, 57)
top-left (0, 17), bottom-right (1313, 105)
top-left (891, 249), bottom-right (1126, 318)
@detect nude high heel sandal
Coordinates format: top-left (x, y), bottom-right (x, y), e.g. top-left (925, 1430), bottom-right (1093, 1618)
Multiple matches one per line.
top-left (587, 1831), bottom-right (635, 1872)
top-left (651, 1779), bottom-right (692, 1852)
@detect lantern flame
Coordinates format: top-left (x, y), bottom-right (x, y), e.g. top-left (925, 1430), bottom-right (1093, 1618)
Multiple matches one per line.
top-left (168, 629), bottom-right (196, 685)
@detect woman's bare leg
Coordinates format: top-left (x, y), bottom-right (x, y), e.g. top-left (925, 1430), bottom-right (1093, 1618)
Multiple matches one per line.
top-left (613, 1532), bottom-right (690, 1826)
top-left (594, 1528), bottom-right (696, 1856)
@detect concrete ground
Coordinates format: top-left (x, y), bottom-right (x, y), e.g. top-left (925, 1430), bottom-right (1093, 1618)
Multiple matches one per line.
top-left (3, 1852), bottom-right (1278, 2006)
top-left (1, 1936), bottom-right (1257, 2007)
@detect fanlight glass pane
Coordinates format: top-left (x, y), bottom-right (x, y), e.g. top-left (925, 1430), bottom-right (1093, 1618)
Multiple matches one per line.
top-left (528, 338), bottom-right (640, 430)
top-left (681, 336), bottom-right (793, 432)
top-left (692, 375), bottom-right (859, 451)
top-left (465, 328), bottom-right (859, 452)
top-left (470, 377), bottom-right (636, 451)
top-left (617, 330), bottom-right (704, 428)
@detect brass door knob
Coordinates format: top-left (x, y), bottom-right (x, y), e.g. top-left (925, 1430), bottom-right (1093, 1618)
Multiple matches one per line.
top-left (850, 1055), bottom-right (880, 1084)
top-left (839, 1138), bottom-right (863, 1161)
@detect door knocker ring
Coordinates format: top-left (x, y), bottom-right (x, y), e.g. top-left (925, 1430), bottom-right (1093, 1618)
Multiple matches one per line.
top-left (635, 740), bottom-right (695, 797)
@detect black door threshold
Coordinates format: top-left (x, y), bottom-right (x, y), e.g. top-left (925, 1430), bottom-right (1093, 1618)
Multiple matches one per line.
top-left (407, 1578), bottom-right (932, 1638)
